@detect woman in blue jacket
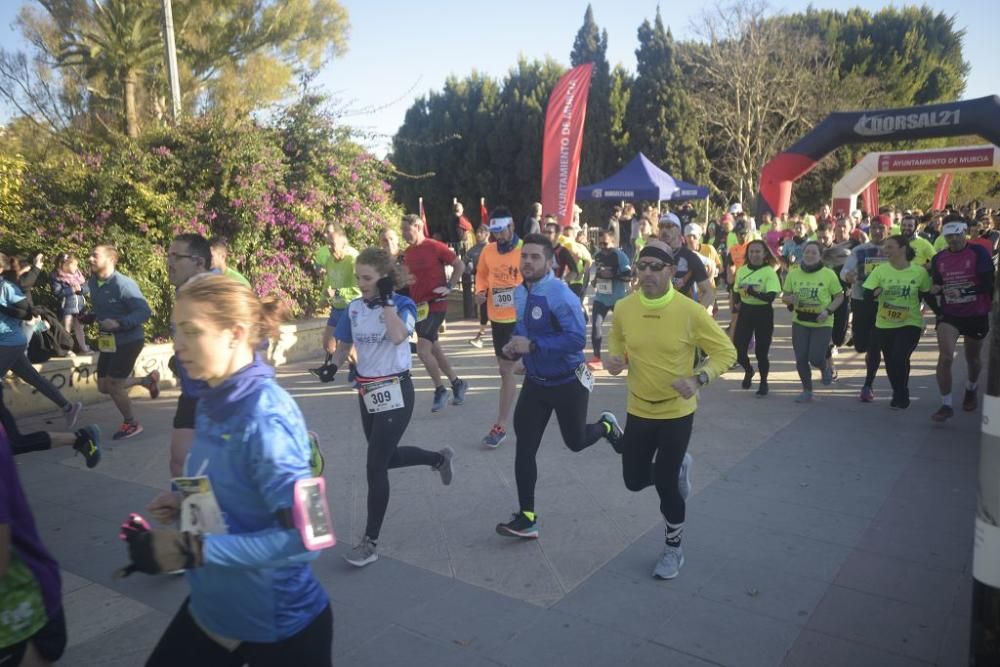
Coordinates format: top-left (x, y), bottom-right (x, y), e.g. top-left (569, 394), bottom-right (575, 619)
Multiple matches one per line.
top-left (122, 275), bottom-right (332, 666)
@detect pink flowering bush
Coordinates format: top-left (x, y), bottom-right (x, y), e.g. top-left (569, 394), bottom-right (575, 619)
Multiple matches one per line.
top-left (0, 95), bottom-right (402, 338)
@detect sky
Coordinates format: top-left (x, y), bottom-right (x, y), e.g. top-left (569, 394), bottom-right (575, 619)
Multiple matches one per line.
top-left (1, 0), bottom-right (998, 157)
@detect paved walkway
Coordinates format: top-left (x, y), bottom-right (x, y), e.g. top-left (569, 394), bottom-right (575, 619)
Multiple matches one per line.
top-left (10, 308), bottom-right (981, 666)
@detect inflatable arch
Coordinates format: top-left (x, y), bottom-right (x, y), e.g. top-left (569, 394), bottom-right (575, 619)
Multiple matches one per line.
top-left (756, 96), bottom-right (1000, 217)
top-left (831, 144), bottom-right (1000, 215)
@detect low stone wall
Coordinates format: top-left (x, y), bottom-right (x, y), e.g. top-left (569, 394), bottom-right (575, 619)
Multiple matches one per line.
top-left (4, 318), bottom-right (329, 417)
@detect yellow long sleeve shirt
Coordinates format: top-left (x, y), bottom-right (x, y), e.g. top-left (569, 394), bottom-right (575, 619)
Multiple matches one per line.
top-left (608, 288), bottom-right (736, 419)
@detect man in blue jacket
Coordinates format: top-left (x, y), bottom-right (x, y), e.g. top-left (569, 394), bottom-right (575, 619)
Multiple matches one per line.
top-left (87, 245), bottom-right (156, 440)
top-left (495, 234), bottom-right (622, 539)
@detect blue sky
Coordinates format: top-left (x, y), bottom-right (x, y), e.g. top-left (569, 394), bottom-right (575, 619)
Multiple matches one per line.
top-left (1, 1), bottom-right (997, 156)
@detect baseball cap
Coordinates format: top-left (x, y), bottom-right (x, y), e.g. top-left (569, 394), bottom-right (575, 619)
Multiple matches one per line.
top-left (658, 212), bottom-right (681, 228)
top-left (729, 203), bottom-right (743, 215)
top-left (487, 216), bottom-right (513, 233)
top-left (942, 221), bottom-right (968, 236)
top-left (684, 223), bottom-right (703, 237)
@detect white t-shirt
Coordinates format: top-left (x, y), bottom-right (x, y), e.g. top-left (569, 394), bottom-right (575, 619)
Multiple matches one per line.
top-left (335, 295), bottom-right (416, 379)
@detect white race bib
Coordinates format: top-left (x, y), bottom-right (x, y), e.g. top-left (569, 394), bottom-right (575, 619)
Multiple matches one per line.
top-left (98, 332), bottom-right (117, 353)
top-left (595, 279), bottom-right (613, 295)
top-left (361, 377), bottom-right (405, 414)
top-left (493, 287), bottom-right (515, 309)
top-left (575, 363), bottom-right (594, 392)
top-left (172, 476), bottom-right (228, 536)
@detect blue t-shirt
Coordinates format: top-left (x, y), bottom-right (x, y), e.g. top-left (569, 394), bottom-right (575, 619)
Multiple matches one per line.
top-left (514, 271), bottom-right (586, 385)
top-left (334, 295), bottom-right (416, 379)
top-left (0, 280), bottom-right (28, 347)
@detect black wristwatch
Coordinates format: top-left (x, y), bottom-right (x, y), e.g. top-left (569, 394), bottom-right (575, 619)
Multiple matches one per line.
top-left (696, 370), bottom-right (710, 387)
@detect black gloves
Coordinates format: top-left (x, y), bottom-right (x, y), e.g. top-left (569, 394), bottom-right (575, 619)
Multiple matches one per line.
top-left (309, 354), bottom-right (338, 383)
top-left (376, 276), bottom-right (395, 305)
top-left (118, 513), bottom-right (203, 576)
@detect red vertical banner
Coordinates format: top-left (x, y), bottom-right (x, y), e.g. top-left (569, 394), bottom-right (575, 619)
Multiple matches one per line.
top-left (541, 63), bottom-right (593, 228)
top-left (480, 197), bottom-right (488, 229)
top-left (932, 173), bottom-right (953, 210)
top-left (418, 197), bottom-right (430, 236)
top-left (860, 179), bottom-right (879, 215)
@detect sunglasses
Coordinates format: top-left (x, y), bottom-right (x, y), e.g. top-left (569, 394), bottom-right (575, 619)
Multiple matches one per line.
top-left (636, 261), bottom-right (668, 272)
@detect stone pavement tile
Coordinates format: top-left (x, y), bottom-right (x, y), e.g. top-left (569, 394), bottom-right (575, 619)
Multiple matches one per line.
top-left (695, 556), bottom-right (829, 625)
top-left (833, 549), bottom-right (964, 611)
top-left (339, 624), bottom-right (502, 666)
top-left (488, 610), bottom-right (661, 667)
top-left (60, 609), bottom-right (171, 667)
top-left (552, 567), bottom-right (684, 640)
top-left (873, 496), bottom-right (975, 540)
top-left (101, 570), bottom-right (190, 616)
top-left (648, 593), bottom-right (801, 667)
top-left (63, 580), bottom-right (156, 648)
top-left (449, 538), bottom-right (566, 607)
top-left (395, 580), bottom-right (543, 654)
top-left (853, 518), bottom-right (971, 573)
top-left (805, 585), bottom-right (949, 660)
top-left (782, 629), bottom-right (933, 667)
top-left (329, 602), bottom-right (399, 662)
top-left (950, 574), bottom-right (973, 619)
top-left (763, 434), bottom-right (919, 468)
top-left (687, 487), bottom-right (872, 547)
top-left (623, 641), bottom-right (726, 667)
top-left (603, 530), bottom-right (727, 596)
top-left (60, 569), bottom-right (92, 594)
top-left (935, 614), bottom-right (970, 667)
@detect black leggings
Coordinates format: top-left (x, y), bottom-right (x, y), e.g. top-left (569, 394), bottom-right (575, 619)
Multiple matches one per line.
top-left (358, 374), bottom-right (441, 540)
top-left (877, 326), bottom-right (922, 404)
top-left (146, 599), bottom-right (333, 667)
top-left (0, 385), bottom-right (52, 454)
top-left (591, 301), bottom-right (613, 358)
top-left (733, 303), bottom-right (773, 379)
top-left (621, 413), bottom-right (694, 526)
top-left (828, 295), bottom-right (850, 354)
top-left (513, 378), bottom-right (604, 513)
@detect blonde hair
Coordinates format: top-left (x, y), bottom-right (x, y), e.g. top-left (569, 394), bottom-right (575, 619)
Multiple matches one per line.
top-left (176, 275), bottom-right (285, 347)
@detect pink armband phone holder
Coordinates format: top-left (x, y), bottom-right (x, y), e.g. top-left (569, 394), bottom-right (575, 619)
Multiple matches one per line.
top-left (293, 478), bottom-right (336, 550)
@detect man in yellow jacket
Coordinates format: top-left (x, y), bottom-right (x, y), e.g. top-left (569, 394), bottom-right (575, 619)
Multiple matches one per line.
top-left (604, 240), bottom-right (736, 580)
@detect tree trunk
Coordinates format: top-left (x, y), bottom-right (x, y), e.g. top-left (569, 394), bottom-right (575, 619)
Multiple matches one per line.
top-left (123, 67), bottom-right (139, 138)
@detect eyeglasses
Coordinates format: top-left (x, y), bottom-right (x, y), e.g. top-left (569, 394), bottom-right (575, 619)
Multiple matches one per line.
top-left (168, 253), bottom-right (198, 262)
top-left (635, 261), bottom-right (668, 272)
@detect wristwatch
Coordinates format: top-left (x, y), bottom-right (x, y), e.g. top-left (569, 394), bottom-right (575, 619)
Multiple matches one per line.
top-left (695, 370), bottom-right (710, 387)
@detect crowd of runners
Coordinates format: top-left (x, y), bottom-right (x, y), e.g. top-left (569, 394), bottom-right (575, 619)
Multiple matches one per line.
top-left (1, 199), bottom-right (995, 665)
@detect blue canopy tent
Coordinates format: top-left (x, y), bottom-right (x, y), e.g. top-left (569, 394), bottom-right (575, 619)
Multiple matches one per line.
top-left (576, 152), bottom-right (709, 202)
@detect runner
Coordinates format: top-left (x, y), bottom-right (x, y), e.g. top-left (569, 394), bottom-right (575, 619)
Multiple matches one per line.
top-left (657, 214), bottom-right (714, 310)
top-left (543, 219), bottom-right (580, 281)
top-left (400, 214), bottom-right (469, 411)
top-left (125, 275), bottom-right (333, 665)
top-left (900, 213), bottom-right (935, 268)
top-left (686, 223), bottom-right (722, 288)
top-left (928, 219), bottom-right (994, 421)
top-left (732, 240), bottom-right (781, 396)
top-left (87, 244), bottom-right (159, 439)
top-left (587, 229), bottom-right (632, 371)
top-left (780, 219), bottom-right (810, 272)
top-left (841, 216), bottom-right (889, 402)
top-left (602, 240), bottom-right (736, 579)
top-left (0, 254), bottom-right (83, 427)
top-left (208, 238), bottom-right (251, 287)
top-left (476, 208), bottom-right (524, 447)
top-left (782, 241), bottom-right (845, 402)
top-left (467, 224), bottom-right (492, 348)
top-left (314, 223), bottom-right (360, 380)
top-left (818, 223), bottom-right (853, 382)
top-left (494, 234), bottom-right (621, 539)
top-left (0, 431), bottom-right (68, 667)
top-left (325, 248), bottom-right (455, 566)
top-left (862, 236), bottom-right (932, 409)
top-left (0, 385), bottom-right (100, 467)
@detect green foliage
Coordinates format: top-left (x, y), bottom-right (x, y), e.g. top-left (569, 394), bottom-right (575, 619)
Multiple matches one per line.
top-left (0, 95), bottom-right (401, 339)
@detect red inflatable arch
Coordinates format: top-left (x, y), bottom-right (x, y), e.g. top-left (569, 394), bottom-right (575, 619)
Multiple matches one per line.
top-left (756, 96), bottom-right (1000, 217)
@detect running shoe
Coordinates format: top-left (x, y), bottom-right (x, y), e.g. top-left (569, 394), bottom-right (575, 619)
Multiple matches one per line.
top-left (434, 447), bottom-right (455, 485)
top-left (73, 425), bottom-right (101, 469)
top-left (146, 370), bottom-right (161, 399)
top-left (794, 391), bottom-right (813, 404)
top-left (931, 405), bottom-right (954, 422)
top-left (821, 365), bottom-right (834, 386)
top-left (653, 545), bottom-right (684, 580)
top-left (755, 380), bottom-right (769, 397)
top-left (587, 356), bottom-right (604, 371)
top-left (741, 366), bottom-right (754, 389)
top-left (468, 336), bottom-right (484, 349)
top-left (859, 386), bottom-right (875, 403)
top-left (598, 411), bottom-right (623, 453)
top-left (431, 385), bottom-right (449, 412)
top-left (483, 424), bottom-right (507, 448)
top-left (63, 400), bottom-right (83, 428)
top-left (308, 431), bottom-right (325, 477)
top-left (496, 512), bottom-right (538, 539)
top-left (344, 537), bottom-right (378, 567)
top-left (963, 389), bottom-right (978, 412)
top-left (678, 453), bottom-right (692, 501)
top-left (451, 378), bottom-right (468, 406)
top-left (112, 421), bottom-right (143, 440)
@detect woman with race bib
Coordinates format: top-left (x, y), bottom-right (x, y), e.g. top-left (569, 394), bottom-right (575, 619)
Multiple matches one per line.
top-left (327, 248), bottom-right (455, 568)
top-left (732, 240), bottom-right (781, 396)
top-left (782, 241), bottom-right (845, 403)
top-left (862, 236), bottom-right (932, 410)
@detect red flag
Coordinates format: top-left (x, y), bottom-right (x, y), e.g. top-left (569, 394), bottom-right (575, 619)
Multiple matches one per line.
top-left (480, 198), bottom-right (488, 229)
top-left (860, 179), bottom-right (879, 216)
top-left (932, 173), bottom-right (953, 210)
top-left (418, 197), bottom-right (430, 236)
top-left (541, 63), bottom-right (593, 228)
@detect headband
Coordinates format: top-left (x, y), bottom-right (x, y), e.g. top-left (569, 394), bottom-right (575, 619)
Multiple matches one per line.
top-left (638, 245), bottom-right (675, 265)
